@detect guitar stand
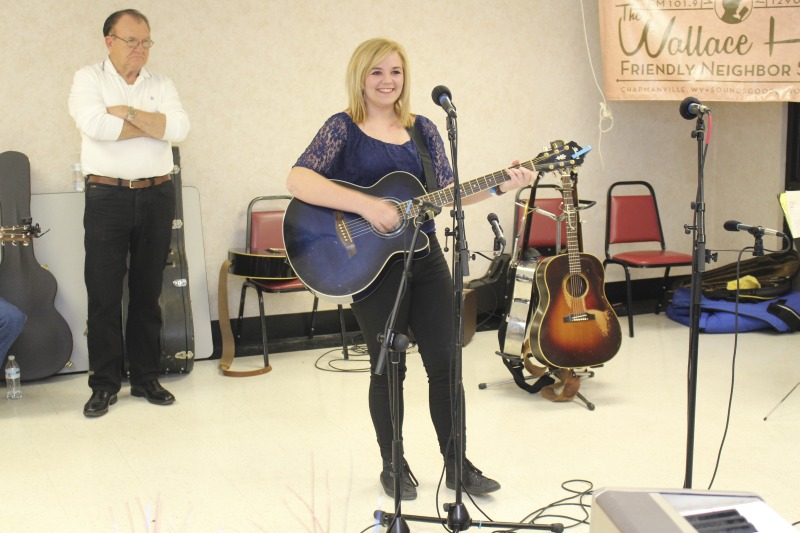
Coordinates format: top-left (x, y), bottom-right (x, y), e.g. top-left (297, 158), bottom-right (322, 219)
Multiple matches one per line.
top-left (478, 352), bottom-right (597, 411)
top-left (528, 197), bottom-right (596, 256)
top-left (763, 381), bottom-right (799, 421)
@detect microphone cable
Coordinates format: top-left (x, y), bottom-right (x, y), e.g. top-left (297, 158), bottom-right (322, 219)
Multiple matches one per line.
top-left (579, 0), bottom-right (613, 170)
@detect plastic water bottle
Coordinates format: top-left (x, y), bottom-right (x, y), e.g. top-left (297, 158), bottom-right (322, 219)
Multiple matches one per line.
top-left (5, 355), bottom-right (21, 400)
top-left (71, 162), bottom-right (85, 192)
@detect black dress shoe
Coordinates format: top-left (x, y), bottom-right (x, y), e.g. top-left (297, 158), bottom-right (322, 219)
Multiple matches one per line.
top-left (83, 390), bottom-right (118, 418)
top-left (445, 458), bottom-right (501, 495)
top-left (131, 380), bottom-right (175, 405)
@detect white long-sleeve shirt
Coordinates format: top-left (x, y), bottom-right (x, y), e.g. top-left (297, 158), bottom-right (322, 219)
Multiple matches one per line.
top-left (68, 58), bottom-right (190, 180)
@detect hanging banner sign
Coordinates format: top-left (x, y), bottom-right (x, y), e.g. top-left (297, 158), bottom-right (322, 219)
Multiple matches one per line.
top-left (598, 1), bottom-right (800, 102)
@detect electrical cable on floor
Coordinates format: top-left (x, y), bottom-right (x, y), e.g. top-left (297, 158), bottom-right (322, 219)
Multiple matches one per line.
top-left (698, 243), bottom-right (789, 490)
top-left (498, 479), bottom-right (595, 532)
top-left (313, 337), bottom-right (370, 373)
top-left (705, 249), bottom-right (747, 490)
top-left (426, 478), bottom-right (594, 532)
top-left (313, 334), bottom-right (418, 373)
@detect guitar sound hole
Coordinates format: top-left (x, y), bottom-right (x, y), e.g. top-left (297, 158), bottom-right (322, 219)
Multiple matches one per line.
top-left (565, 274), bottom-right (588, 298)
top-left (371, 199), bottom-right (407, 238)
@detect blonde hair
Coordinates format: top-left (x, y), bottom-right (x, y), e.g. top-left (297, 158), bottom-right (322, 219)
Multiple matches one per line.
top-left (345, 38), bottom-right (414, 128)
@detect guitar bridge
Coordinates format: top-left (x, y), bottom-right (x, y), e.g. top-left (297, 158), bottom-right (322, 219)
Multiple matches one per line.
top-left (564, 313), bottom-right (596, 323)
top-left (334, 211), bottom-right (357, 257)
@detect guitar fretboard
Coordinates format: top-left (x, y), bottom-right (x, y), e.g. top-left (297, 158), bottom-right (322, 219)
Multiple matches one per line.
top-left (398, 144), bottom-right (581, 222)
top-left (560, 170), bottom-right (582, 274)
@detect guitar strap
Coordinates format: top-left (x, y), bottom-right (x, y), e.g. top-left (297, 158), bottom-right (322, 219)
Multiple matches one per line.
top-left (217, 260), bottom-right (273, 377)
top-left (501, 356), bottom-right (555, 394)
top-left (406, 124), bottom-right (439, 192)
top-left (522, 354), bottom-right (582, 402)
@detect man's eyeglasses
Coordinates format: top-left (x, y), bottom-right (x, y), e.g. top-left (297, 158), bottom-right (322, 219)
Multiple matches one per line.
top-left (110, 34), bottom-right (154, 49)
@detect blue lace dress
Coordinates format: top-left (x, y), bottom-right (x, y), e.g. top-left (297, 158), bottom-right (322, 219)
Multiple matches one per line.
top-left (294, 111), bottom-right (453, 196)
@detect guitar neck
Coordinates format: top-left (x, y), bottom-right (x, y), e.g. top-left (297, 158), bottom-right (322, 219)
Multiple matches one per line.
top-left (398, 141), bottom-right (587, 222)
top-left (419, 169), bottom-right (509, 208)
top-left (403, 158), bottom-right (552, 220)
top-left (558, 170), bottom-right (582, 273)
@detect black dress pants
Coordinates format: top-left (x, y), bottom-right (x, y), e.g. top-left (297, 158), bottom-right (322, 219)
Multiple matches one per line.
top-left (83, 180), bottom-right (175, 393)
top-left (351, 234), bottom-right (463, 462)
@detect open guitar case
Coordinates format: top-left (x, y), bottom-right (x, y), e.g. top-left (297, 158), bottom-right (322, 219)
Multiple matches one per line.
top-left (122, 147), bottom-right (194, 375)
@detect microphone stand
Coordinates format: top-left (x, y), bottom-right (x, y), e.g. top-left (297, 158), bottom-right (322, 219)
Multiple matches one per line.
top-left (373, 202), bottom-right (440, 533)
top-left (376, 110), bottom-right (562, 533)
top-left (683, 113), bottom-right (713, 489)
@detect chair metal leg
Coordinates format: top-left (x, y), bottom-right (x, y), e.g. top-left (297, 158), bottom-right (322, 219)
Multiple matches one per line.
top-left (656, 267), bottom-right (672, 315)
top-left (623, 265), bottom-right (634, 338)
top-left (254, 286), bottom-right (270, 368)
top-left (337, 304), bottom-right (349, 359)
top-left (308, 296), bottom-right (319, 339)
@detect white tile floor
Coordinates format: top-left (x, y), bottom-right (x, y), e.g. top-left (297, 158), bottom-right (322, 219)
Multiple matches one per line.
top-left (2, 313), bottom-right (798, 533)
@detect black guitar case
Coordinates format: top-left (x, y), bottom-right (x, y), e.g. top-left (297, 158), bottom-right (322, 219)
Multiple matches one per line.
top-left (123, 147), bottom-right (194, 374)
top-left (0, 151), bottom-right (73, 381)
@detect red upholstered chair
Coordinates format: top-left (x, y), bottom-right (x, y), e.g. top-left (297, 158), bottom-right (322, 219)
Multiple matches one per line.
top-left (236, 196), bottom-right (349, 366)
top-left (603, 181), bottom-right (692, 337)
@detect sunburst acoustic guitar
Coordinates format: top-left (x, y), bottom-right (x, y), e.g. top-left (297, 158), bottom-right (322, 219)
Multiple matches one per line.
top-left (527, 169), bottom-right (622, 369)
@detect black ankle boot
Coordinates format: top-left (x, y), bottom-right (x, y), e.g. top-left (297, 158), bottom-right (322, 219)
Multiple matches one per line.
top-left (445, 458), bottom-right (501, 495)
top-left (380, 458), bottom-right (418, 500)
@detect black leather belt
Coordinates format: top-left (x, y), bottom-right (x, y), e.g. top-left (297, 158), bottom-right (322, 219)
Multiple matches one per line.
top-left (87, 174), bottom-right (171, 189)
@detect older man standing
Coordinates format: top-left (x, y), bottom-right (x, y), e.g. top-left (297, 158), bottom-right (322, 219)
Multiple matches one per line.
top-left (69, 9), bottom-right (190, 417)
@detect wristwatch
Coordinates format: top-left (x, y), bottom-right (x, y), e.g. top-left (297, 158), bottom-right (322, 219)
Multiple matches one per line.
top-left (126, 107), bottom-right (137, 122)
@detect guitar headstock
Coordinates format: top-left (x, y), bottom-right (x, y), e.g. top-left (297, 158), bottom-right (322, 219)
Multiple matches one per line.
top-left (531, 140), bottom-right (590, 173)
top-left (0, 219), bottom-right (42, 246)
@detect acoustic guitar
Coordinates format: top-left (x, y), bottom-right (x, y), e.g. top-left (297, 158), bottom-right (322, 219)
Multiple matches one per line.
top-left (283, 140), bottom-right (588, 303)
top-left (527, 169), bottom-right (621, 369)
top-left (227, 248), bottom-right (296, 280)
top-left (496, 167), bottom-right (542, 359)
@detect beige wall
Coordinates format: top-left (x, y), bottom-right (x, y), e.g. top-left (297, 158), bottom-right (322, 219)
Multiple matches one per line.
top-left (0, 1), bottom-right (787, 321)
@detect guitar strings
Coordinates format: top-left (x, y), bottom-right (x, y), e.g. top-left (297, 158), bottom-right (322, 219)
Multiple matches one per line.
top-left (561, 174), bottom-right (589, 317)
top-left (340, 149), bottom-right (570, 238)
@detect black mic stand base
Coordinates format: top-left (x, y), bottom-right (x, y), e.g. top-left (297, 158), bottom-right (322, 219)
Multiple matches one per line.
top-left (374, 510), bottom-right (410, 533)
top-left (374, 510), bottom-right (564, 532)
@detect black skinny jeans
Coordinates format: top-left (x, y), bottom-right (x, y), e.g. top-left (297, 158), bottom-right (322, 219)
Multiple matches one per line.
top-left (351, 233), bottom-right (463, 463)
top-left (83, 180), bottom-right (175, 393)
